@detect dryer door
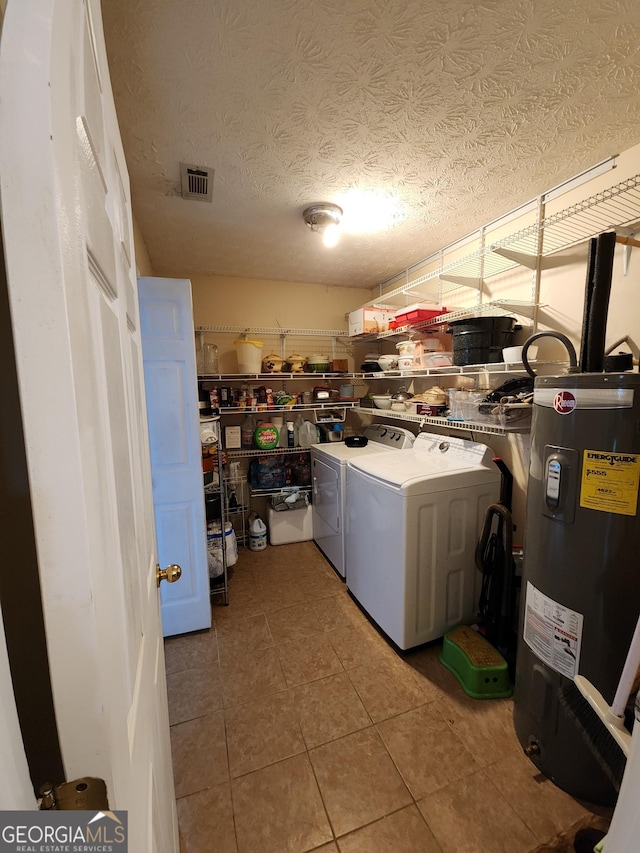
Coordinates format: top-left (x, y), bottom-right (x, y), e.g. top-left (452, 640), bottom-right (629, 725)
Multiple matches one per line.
top-left (311, 456), bottom-right (344, 576)
top-left (312, 457), bottom-right (341, 533)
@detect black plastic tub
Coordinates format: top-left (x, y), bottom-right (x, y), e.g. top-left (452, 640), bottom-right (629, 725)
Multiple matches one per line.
top-left (204, 491), bottom-right (222, 521)
top-left (448, 316), bottom-right (519, 366)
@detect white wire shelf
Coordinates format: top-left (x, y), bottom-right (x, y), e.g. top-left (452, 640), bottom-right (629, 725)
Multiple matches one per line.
top-left (360, 360), bottom-right (531, 379)
top-left (198, 372), bottom-right (351, 381)
top-left (358, 406), bottom-right (531, 436)
top-left (372, 300), bottom-right (541, 341)
top-left (195, 325), bottom-right (349, 338)
top-left (226, 446), bottom-right (312, 458)
top-left (209, 402), bottom-right (359, 415)
top-left (249, 485), bottom-right (312, 495)
top-left (497, 172), bottom-right (640, 257)
top-left (372, 171), bottom-right (640, 308)
top-left (201, 362), bottom-right (543, 382)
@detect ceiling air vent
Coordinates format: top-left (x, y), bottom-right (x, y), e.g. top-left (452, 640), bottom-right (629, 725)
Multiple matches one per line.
top-left (180, 162), bottom-right (214, 202)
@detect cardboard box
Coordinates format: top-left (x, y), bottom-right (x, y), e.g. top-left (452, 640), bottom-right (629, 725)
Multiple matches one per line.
top-left (267, 504), bottom-right (313, 545)
top-left (330, 359), bottom-right (348, 372)
top-left (348, 306), bottom-right (395, 337)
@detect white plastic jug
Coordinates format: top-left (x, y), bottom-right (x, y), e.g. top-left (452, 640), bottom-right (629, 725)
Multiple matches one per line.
top-left (248, 513), bottom-right (267, 551)
top-left (298, 420), bottom-right (319, 448)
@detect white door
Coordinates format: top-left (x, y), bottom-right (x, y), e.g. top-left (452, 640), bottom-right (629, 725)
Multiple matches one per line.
top-left (0, 605), bottom-right (35, 809)
top-left (0, 2), bottom-right (177, 849)
top-left (138, 276), bottom-right (211, 637)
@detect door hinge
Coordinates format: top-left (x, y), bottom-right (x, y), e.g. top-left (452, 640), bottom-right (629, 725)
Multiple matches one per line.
top-left (39, 777), bottom-right (109, 810)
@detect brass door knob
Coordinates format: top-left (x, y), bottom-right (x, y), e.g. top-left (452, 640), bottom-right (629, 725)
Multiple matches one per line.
top-left (156, 563), bottom-right (182, 587)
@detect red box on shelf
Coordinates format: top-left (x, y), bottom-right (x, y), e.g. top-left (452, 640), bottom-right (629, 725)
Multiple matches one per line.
top-left (393, 306), bottom-right (448, 327)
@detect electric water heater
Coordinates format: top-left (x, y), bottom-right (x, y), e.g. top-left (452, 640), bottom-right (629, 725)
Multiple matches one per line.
top-left (514, 372), bottom-right (640, 805)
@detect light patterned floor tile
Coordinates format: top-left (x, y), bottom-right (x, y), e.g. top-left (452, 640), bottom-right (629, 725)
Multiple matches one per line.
top-left (219, 645), bottom-right (286, 708)
top-left (417, 768), bottom-right (538, 853)
top-left (293, 671), bottom-right (371, 748)
top-left (225, 692), bottom-right (305, 778)
top-left (277, 633), bottom-right (344, 687)
top-left (171, 711), bottom-right (228, 798)
top-left (177, 783), bottom-right (237, 853)
top-left (231, 753), bottom-right (332, 853)
top-left (310, 727), bottom-right (412, 837)
top-left (377, 702), bottom-right (480, 798)
top-left (166, 662), bottom-right (223, 725)
top-left (337, 804), bottom-right (443, 852)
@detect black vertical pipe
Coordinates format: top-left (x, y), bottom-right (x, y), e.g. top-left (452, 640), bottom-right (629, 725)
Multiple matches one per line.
top-left (579, 238), bottom-right (598, 373)
top-left (585, 231), bottom-right (616, 373)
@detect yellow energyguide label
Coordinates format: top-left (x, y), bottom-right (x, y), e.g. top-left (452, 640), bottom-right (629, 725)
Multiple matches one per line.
top-left (580, 449), bottom-right (640, 516)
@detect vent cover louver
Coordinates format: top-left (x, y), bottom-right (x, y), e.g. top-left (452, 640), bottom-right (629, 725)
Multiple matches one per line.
top-left (180, 162), bottom-right (214, 202)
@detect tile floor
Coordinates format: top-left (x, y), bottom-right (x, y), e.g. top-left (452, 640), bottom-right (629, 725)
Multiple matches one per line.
top-left (165, 542), bottom-right (610, 853)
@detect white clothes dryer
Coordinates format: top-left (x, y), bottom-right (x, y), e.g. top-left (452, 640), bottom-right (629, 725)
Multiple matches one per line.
top-left (311, 423), bottom-right (415, 578)
top-left (345, 432), bottom-right (501, 650)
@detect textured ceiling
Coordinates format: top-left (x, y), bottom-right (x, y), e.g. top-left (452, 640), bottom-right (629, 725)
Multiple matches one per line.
top-left (101, 0), bottom-right (640, 290)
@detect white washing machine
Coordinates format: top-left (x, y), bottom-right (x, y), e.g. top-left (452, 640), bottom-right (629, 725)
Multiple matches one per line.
top-left (345, 431), bottom-right (501, 650)
top-left (311, 423), bottom-right (415, 578)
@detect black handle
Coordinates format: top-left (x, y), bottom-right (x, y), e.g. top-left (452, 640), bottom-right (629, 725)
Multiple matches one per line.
top-left (492, 457), bottom-right (513, 511)
top-left (521, 332), bottom-right (578, 379)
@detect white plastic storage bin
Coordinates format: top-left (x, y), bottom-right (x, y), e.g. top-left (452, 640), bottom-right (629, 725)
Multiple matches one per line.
top-left (267, 504), bottom-right (313, 545)
top-left (234, 338), bottom-right (263, 373)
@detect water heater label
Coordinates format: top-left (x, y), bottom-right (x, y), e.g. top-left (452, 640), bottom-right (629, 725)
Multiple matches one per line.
top-left (580, 448), bottom-right (640, 516)
top-left (523, 582), bottom-right (583, 678)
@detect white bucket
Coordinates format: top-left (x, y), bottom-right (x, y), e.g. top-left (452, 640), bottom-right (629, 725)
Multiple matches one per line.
top-left (234, 339), bottom-right (263, 373)
top-left (248, 513), bottom-right (267, 551)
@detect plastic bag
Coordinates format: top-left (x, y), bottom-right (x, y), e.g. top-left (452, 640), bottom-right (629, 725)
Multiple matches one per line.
top-left (248, 455), bottom-right (286, 489)
top-left (207, 521), bottom-right (238, 576)
top-left (271, 488), bottom-right (310, 512)
top-left (285, 452), bottom-right (311, 487)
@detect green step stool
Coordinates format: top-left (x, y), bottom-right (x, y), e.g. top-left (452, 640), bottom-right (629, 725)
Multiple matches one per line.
top-left (439, 625), bottom-right (512, 699)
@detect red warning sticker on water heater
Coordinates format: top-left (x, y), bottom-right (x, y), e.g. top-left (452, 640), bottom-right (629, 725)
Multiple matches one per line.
top-left (553, 390), bottom-right (576, 414)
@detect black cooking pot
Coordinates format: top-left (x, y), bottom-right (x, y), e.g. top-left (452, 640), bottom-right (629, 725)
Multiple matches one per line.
top-left (447, 316), bottom-right (520, 366)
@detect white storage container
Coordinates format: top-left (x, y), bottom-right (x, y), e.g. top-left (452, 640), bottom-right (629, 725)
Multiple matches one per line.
top-left (234, 338), bottom-right (263, 373)
top-left (267, 504), bottom-right (313, 545)
top-left (348, 306), bottom-right (395, 337)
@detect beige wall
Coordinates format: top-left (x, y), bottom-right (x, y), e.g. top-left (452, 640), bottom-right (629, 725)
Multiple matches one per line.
top-left (190, 274), bottom-right (372, 373)
top-left (191, 274), bottom-right (371, 330)
top-left (133, 217), bottom-right (154, 276)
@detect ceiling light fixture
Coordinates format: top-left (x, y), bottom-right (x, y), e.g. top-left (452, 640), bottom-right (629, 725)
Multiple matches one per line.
top-left (303, 203), bottom-right (343, 248)
top-left (336, 189), bottom-right (402, 233)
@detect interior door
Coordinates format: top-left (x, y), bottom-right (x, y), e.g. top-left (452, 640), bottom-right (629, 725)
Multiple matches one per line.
top-left (0, 604), bottom-right (35, 808)
top-left (138, 276), bottom-right (211, 637)
top-left (0, 2), bottom-right (177, 849)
